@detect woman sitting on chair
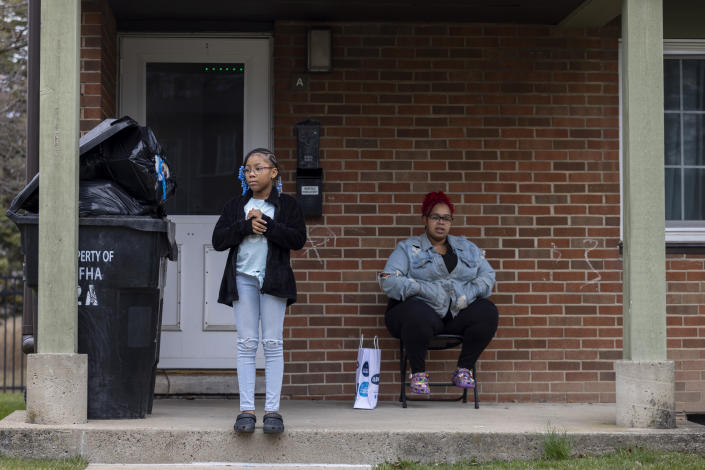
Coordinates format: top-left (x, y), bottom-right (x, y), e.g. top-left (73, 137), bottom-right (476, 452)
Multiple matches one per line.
top-left (380, 191), bottom-right (498, 394)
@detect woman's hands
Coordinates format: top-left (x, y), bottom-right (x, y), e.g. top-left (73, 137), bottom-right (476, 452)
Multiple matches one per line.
top-left (247, 208), bottom-right (267, 235)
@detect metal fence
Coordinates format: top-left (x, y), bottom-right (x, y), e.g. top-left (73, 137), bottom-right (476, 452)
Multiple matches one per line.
top-left (0, 276), bottom-right (25, 393)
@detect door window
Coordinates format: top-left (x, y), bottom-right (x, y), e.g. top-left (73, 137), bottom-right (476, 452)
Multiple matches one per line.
top-left (146, 62), bottom-right (245, 215)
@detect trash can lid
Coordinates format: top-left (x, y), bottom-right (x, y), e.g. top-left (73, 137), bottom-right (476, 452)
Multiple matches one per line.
top-left (7, 172), bottom-right (39, 215)
top-left (79, 116), bottom-right (138, 156)
top-left (6, 212), bottom-right (170, 232)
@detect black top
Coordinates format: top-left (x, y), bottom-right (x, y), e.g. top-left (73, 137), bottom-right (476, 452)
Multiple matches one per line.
top-left (212, 190), bottom-right (307, 306)
top-left (441, 241), bottom-right (457, 273)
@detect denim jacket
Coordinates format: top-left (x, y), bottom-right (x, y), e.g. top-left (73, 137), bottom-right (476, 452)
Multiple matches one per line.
top-left (380, 233), bottom-right (495, 318)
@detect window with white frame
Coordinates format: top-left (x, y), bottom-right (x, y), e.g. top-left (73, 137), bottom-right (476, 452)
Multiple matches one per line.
top-left (663, 41), bottom-right (705, 242)
top-left (664, 56), bottom-right (705, 224)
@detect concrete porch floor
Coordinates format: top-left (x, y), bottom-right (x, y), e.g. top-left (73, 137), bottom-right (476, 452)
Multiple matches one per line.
top-left (1, 399), bottom-right (704, 466)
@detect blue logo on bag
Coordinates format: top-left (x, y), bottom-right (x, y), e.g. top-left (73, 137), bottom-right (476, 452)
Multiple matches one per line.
top-left (362, 361), bottom-right (369, 377)
top-left (371, 374), bottom-right (379, 385)
top-left (358, 382), bottom-right (369, 397)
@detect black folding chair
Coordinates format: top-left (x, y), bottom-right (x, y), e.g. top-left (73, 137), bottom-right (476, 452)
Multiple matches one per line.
top-left (399, 333), bottom-right (479, 408)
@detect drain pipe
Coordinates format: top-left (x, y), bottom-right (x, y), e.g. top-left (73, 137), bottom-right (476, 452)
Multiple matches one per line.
top-left (22, 0), bottom-right (40, 354)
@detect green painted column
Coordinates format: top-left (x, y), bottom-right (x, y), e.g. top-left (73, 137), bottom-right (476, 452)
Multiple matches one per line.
top-left (37, 0), bottom-right (81, 353)
top-left (621, 0), bottom-right (665, 361)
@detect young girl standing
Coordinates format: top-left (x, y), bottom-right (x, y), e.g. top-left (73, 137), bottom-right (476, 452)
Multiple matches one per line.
top-left (212, 148), bottom-right (306, 434)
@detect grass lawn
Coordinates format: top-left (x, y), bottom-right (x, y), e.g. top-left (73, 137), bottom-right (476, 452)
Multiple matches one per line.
top-left (375, 448), bottom-right (705, 470)
top-left (0, 457), bottom-right (87, 470)
top-left (0, 393), bottom-right (87, 470)
top-left (0, 391), bottom-right (24, 420)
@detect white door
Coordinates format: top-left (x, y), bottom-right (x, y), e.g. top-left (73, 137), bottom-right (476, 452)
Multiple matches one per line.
top-left (120, 37), bottom-right (271, 368)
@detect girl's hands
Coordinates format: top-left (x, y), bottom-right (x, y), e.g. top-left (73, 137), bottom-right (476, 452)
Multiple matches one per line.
top-left (247, 208), bottom-right (267, 235)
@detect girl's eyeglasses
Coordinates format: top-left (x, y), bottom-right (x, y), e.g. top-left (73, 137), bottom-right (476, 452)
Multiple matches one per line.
top-left (242, 166), bottom-right (274, 175)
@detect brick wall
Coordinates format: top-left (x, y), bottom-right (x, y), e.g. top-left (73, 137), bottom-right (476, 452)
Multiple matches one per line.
top-left (273, 21), bottom-right (626, 403)
top-left (80, 0), bottom-right (116, 133)
top-left (667, 254), bottom-right (705, 410)
top-left (75, 9), bottom-right (705, 410)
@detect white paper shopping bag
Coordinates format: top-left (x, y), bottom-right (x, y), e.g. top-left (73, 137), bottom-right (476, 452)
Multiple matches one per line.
top-left (353, 335), bottom-right (380, 409)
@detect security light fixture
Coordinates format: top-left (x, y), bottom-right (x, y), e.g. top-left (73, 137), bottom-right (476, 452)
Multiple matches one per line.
top-left (307, 27), bottom-right (332, 73)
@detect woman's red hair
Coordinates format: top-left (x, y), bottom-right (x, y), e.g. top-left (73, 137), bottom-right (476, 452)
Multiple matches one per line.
top-left (421, 191), bottom-right (454, 216)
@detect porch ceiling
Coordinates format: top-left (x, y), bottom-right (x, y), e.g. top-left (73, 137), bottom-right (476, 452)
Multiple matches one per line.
top-left (108, 0), bottom-right (587, 30)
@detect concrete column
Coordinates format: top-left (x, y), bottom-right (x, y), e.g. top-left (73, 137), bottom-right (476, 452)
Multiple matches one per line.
top-left (28, 0), bottom-right (87, 424)
top-left (618, 0), bottom-right (674, 428)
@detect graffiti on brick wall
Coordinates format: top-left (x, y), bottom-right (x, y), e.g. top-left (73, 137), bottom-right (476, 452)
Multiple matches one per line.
top-left (581, 239), bottom-right (602, 289)
top-left (303, 226), bottom-right (337, 263)
top-left (552, 240), bottom-right (602, 288)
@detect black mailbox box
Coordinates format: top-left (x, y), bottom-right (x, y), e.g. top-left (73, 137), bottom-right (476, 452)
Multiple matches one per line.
top-left (295, 119), bottom-right (320, 169)
top-left (296, 168), bottom-right (323, 217)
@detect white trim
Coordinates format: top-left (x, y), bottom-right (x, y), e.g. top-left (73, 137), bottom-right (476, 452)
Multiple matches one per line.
top-left (666, 227), bottom-right (705, 243)
top-left (664, 39), bottom-right (705, 54)
top-left (618, 41), bottom-right (623, 241)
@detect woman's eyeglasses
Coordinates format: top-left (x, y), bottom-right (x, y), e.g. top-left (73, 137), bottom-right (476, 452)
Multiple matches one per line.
top-left (242, 166), bottom-right (274, 175)
top-left (427, 214), bottom-right (453, 223)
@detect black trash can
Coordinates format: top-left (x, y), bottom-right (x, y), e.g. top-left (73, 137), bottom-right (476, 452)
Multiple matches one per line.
top-left (7, 115), bottom-right (177, 419)
top-left (7, 209), bottom-right (175, 419)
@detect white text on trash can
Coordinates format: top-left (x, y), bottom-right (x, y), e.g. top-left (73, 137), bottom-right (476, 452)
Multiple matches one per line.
top-left (77, 250), bottom-right (115, 306)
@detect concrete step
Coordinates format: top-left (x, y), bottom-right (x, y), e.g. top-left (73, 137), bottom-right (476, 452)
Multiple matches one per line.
top-left (2, 400), bottom-right (705, 465)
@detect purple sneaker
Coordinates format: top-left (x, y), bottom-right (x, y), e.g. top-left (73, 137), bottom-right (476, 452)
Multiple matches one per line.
top-left (452, 367), bottom-right (475, 389)
top-left (409, 372), bottom-right (430, 395)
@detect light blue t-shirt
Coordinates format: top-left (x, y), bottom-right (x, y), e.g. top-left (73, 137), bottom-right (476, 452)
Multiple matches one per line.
top-left (236, 198), bottom-right (275, 287)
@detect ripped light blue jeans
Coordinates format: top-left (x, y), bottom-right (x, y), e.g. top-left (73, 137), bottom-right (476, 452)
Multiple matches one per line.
top-left (233, 274), bottom-right (286, 412)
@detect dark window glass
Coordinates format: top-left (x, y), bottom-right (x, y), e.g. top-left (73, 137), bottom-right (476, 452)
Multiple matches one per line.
top-left (147, 63), bottom-right (245, 215)
top-left (665, 168), bottom-right (681, 221)
top-left (664, 113), bottom-right (681, 166)
top-left (683, 114), bottom-right (705, 166)
top-left (684, 169), bottom-right (705, 219)
top-left (664, 59), bottom-right (681, 111)
top-left (664, 57), bottom-right (705, 222)
top-left (682, 59), bottom-right (705, 111)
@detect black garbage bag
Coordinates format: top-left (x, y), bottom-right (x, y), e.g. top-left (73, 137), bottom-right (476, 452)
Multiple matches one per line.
top-left (79, 180), bottom-right (157, 216)
top-left (79, 117), bottom-right (176, 205)
top-left (80, 116), bottom-right (138, 181)
top-left (99, 126), bottom-right (176, 204)
top-left (6, 174), bottom-right (158, 217)
top-left (80, 147), bottom-right (111, 181)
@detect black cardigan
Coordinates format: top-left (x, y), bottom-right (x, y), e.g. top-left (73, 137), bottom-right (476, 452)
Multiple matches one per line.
top-left (212, 190), bottom-right (307, 306)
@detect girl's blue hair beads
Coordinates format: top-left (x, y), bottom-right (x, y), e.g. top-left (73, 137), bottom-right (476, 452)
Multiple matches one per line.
top-left (238, 166), bottom-right (249, 195)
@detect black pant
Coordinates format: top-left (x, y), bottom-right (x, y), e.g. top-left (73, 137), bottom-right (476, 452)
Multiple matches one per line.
top-left (385, 297), bottom-right (499, 373)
